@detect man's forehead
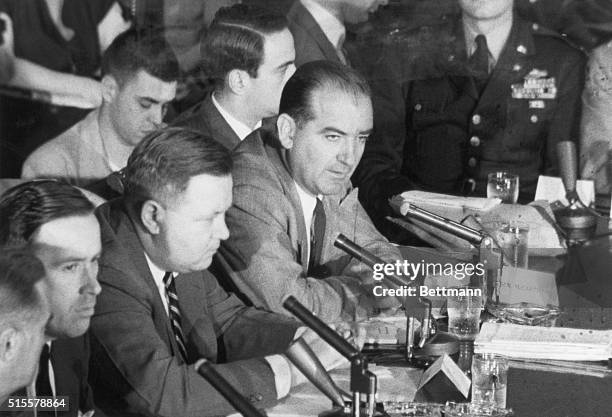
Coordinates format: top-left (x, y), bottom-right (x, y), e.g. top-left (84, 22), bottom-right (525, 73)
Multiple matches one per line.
top-left (32, 215), bottom-right (101, 254)
top-left (262, 29), bottom-right (294, 63)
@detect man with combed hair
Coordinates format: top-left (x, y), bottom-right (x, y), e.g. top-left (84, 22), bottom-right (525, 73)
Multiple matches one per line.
top-left (221, 60), bottom-right (404, 323)
top-left (22, 29), bottom-right (179, 187)
top-left (173, 4), bottom-right (296, 150)
top-left (0, 181), bottom-right (102, 417)
top-left (0, 250), bottom-right (49, 405)
top-left (89, 127), bottom-right (344, 416)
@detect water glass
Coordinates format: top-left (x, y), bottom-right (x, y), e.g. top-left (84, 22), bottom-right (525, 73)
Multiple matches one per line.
top-left (447, 289), bottom-right (483, 341)
top-left (488, 222), bottom-right (529, 268)
top-left (471, 353), bottom-right (509, 409)
top-left (487, 172), bottom-right (519, 204)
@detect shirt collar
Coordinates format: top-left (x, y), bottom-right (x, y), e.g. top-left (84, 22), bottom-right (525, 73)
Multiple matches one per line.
top-left (211, 92), bottom-right (262, 141)
top-left (463, 15), bottom-right (513, 65)
top-left (144, 253), bottom-right (171, 288)
top-left (300, 0), bottom-right (346, 50)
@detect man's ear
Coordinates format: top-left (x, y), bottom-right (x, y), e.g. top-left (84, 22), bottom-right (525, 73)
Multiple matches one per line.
top-left (277, 113), bottom-right (297, 150)
top-left (140, 200), bottom-right (164, 235)
top-left (0, 327), bottom-right (19, 363)
top-left (101, 74), bottom-right (119, 103)
top-left (226, 69), bottom-right (250, 95)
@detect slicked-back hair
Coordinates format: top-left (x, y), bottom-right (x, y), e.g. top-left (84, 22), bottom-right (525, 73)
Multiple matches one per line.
top-left (123, 127), bottom-right (233, 213)
top-left (0, 181), bottom-right (95, 249)
top-left (0, 249), bottom-right (46, 329)
top-left (279, 60), bottom-right (372, 127)
top-left (102, 28), bottom-right (180, 86)
top-left (201, 4), bottom-right (288, 85)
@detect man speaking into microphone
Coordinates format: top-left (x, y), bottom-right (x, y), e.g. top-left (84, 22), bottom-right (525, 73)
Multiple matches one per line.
top-left (88, 127), bottom-right (345, 417)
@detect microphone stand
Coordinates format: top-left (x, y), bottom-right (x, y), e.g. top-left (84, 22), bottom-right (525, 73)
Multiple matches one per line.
top-left (284, 296), bottom-right (378, 417)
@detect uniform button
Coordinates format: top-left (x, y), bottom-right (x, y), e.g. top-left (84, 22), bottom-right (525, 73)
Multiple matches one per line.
top-left (513, 64), bottom-right (522, 72)
top-left (517, 45), bottom-right (527, 54)
top-left (532, 23), bottom-right (539, 31)
top-left (414, 103), bottom-right (422, 111)
top-left (470, 136), bottom-right (480, 147)
top-left (468, 157), bottom-right (477, 168)
top-left (529, 0), bottom-right (537, 3)
top-left (472, 114), bottom-right (481, 125)
top-left (530, 114), bottom-right (538, 123)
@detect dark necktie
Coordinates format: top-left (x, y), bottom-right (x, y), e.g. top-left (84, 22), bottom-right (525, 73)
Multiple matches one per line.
top-left (163, 272), bottom-right (188, 362)
top-left (308, 198), bottom-right (326, 277)
top-left (469, 34), bottom-right (490, 93)
top-left (36, 344), bottom-right (53, 397)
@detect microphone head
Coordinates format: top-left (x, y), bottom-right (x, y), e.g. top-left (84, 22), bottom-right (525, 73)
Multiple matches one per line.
top-left (285, 338), bottom-right (346, 407)
top-left (557, 141), bottom-right (578, 197)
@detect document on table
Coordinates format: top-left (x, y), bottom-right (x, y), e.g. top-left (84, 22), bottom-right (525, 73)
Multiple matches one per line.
top-left (475, 322), bottom-right (612, 361)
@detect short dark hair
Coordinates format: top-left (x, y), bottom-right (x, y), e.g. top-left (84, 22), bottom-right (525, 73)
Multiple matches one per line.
top-left (279, 60), bottom-right (372, 126)
top-left (0, 181), bottom-right (95, 249)
top-left (201, 4), bottom-right (288, 84)
top-left (0, 249), bottom-right (47, 328)
top-left (124, 127), bottom-right (233, 212)
top-left (102, 28), bottom-right (180, 85)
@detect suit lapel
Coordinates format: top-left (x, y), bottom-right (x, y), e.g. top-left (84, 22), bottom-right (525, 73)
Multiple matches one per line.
top-left (288, 1), bottom-right (342, 63)
top-left (202, 94), bottom-right (241, 150)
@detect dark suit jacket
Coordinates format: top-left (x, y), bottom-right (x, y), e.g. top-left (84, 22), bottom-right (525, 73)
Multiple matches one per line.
top-left (171, 93), bottom-right (240, 150)
top-left (89, 200), bottom-right (300, 417)
top-left (286, 1), bottom-right (343, 67)
top-left (354, 15), bottom-right (585, 238)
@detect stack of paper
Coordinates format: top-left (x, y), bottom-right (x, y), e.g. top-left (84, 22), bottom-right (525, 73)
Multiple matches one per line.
top-left (475, 322), bottom-right (612, 361)
top-left (397, 190), bottom-right (501, 212)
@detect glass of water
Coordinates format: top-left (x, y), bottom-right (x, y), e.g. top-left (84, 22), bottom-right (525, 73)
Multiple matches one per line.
top-left (471, 353), bottom-right (509, 409)
top-left (447, 289), bottom-right (483, 341)
top-left (487, 172), bottom-right (519, 204)
top-left (484, 222), bottom-right (529, 269)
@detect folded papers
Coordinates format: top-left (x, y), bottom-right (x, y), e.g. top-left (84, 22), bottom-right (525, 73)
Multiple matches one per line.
top-left (475, 322), bottom-right (612, 361)
top-left (398, 191), bottom-right (502, 212)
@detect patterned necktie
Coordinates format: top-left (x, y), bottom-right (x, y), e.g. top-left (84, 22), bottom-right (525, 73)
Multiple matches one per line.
top-left (163, 272), bottom-right (188, 362)
top-left (469, 34), bottom-right (490, 93)
top-left (308, 198), bottom-right (326, 277)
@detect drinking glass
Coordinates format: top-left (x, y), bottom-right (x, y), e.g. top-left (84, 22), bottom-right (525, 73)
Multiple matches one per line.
top-left (484, 222), bottom-right (529, 269)
top-left (447, 289), bottom-right (483, 341)
top-left (487, 172), bottom-right (519, 204)
top-left (471, 353), bottom-right (509, 409)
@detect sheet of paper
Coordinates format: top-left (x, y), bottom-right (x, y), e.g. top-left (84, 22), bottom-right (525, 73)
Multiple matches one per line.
top-left (498, 267), bottom-right (559, 306)
top-left (534, 175), bottom-right (595, 206)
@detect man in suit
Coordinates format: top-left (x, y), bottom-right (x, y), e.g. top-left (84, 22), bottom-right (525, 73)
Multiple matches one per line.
top-left (0, 250), bottom-right (49, 405)
top-left (172, 4), bottom-right (296, 150)
top-left (89, 127), bottom-right (345, 416)
top-left (222, 60), bottom-right (405, 323)
top-left (22, 29), bottom-right (179, 187)
top-left (0, 180), bottom-right (103, 417)
top-left (353, 0), bottom-right (586, 241)
top-left (286, 0), bottom-right (388, 67)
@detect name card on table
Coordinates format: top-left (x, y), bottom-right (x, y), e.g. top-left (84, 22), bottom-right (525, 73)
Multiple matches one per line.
top-left (415, 354), bottom-right (470, 403)
top-left (534, 175), bottom-right (595, 206)
top-left (498, 267), bottom-right (559, 306)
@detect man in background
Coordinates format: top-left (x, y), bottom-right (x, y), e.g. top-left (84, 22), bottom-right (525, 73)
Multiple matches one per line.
top-left (22, 29), bottom-right (178, 187)
top-left (173, 4), bottom-right (295, 149)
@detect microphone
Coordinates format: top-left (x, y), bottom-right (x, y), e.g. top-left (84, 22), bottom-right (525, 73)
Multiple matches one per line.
top-left (283, 296), bottom-right (360, 361)
top-left (285, 337), bottom-right (347, 407)
top-left (194, 359), bottom-right (266, 417)
top-left (554, 141), bottom-right (597, 243)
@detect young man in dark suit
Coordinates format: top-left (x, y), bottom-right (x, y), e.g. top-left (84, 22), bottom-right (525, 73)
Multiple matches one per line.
top-left (0, 181), bottom-right (103, 417)
top-left (88, 127), bottom-right (344, 416)
top-left (173, 4), bottom-right (296, 150)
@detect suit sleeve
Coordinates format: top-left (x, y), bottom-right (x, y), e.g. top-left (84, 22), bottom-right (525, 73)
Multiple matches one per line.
top-left (580, 43), bottom-right (612, 192)
top-left (353, 48), bottom-right (417, 222)
top-left (90, 264), bottom-right (281, 417)
top-left (545, 46), bottom-right (586, 176)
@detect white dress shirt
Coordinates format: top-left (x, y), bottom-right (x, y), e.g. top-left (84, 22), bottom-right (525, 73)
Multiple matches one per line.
top-left (211, 92), bottom-right (262, 140)
top-left (463, 16), bottom-right (513, 67)
top-left (293, 180), bottom-right (324, 268)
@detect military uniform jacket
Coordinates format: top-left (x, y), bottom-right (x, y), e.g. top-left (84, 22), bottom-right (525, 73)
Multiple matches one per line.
top-left (354, 15), bottom-right (585, 232)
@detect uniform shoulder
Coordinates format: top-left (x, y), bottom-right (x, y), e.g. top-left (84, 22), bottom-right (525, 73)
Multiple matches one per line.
top-left (529, 20), bottom-right (586, 57)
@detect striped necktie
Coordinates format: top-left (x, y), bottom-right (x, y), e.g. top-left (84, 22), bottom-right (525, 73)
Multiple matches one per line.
top-left (163, 272), bottom-right (188, 362)
top-left (308, 198), bottom-right (326, 277)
